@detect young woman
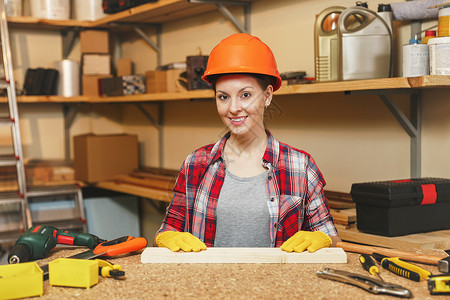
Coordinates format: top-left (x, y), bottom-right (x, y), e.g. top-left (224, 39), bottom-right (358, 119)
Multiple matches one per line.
top-left (155, 33), bottom-right (341, 252)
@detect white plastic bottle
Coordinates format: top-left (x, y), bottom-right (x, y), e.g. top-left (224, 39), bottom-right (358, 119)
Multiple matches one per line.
top-left (377, 4), bottom-right (393, 35)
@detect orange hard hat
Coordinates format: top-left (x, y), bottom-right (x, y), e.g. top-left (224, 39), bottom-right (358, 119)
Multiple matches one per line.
top-left (201, 33), bottom-right (282, 91)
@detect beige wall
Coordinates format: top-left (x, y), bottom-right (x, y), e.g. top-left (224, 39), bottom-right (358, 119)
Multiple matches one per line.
top-left (4, 0), bottom-right (450, 198)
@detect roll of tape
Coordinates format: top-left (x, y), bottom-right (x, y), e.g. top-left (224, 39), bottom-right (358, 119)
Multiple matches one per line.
top-left (55, 60), bottom-right (80, 97)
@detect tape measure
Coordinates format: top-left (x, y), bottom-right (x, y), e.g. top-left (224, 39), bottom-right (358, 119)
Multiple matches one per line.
top-left (428, 274), bottom-right (450, 295)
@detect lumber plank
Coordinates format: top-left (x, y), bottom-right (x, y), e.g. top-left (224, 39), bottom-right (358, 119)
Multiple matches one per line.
top-left (337, 223), bottom-right (450, 250)
top-left (141, 247), bottom-right (347, 264)
top-left (96, 181), bottom-right (173, 202)
top-left (330, 208), bottom-right (356, 225)
top-left (114, 174), bottom-right (175, 191)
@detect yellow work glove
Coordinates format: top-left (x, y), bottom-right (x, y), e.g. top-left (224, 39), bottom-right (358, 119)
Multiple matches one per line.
top-left (280, 230), bottom-right (332, 253)
top-left (155, 231), bottom-right (207, 252)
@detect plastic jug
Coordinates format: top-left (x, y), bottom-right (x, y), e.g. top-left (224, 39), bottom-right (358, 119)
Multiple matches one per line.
top-left (314, 6), bottom-right (346, 82)
top-left (337, 5), bottom-right (392, 80)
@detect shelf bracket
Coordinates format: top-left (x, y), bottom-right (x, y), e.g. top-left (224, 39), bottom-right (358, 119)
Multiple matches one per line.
top-left (135, 103), bottom-right (164, 168)
top-left (61, 28), bottom-right (81, 59)
top-left (188, 0), bottom-right (251, 33)
top-left (109, 22), bottom-right (162, 66)
top-left (63, 104), bottom-right (79, 162)
top-left (131, 24), bottom-right (162, 66)
top-left (378, 92), bottom-right (421, 178)
top-left (348, 89), bottom-right (421, 178)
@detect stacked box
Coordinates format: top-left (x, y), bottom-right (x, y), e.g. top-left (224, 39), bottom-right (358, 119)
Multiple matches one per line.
top-left (145, 69), bottom-right (185, 93)
top-left (80, 30), bottom-right (109, 54)
top-left (99, 75), bottom-right (146, 96)
top-left (80, 30), bottom-right (111, 96)
top-left (82, 54), bottom-right (111, 75)
top-left (351, 178), bottom-right (450, 236)
top-left (117, 58), bottom-right (133, 76)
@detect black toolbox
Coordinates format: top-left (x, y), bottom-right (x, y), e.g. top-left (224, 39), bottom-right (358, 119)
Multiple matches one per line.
top-left (350, 178), bottom-right (450, 236)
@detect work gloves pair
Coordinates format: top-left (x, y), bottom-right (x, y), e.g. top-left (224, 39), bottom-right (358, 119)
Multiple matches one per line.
top-left (156, 230), bottom-right (332, 253)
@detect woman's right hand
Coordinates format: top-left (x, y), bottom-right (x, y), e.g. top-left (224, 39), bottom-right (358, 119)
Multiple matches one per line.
top-left (155, 231), bottom-right (207, 252)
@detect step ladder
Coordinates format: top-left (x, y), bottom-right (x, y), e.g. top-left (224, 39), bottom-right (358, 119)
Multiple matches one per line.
top-left (0, 1), bottom-right (87, 244)
top-left (0, 0), bottom-right (32, 241)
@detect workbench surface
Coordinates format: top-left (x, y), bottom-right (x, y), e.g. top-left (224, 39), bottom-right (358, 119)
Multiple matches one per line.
top-left (31, 247), bottom-right (444, 299)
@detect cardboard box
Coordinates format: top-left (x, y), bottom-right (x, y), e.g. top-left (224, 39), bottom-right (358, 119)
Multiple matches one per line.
top-left (73, 134), bottom-right (139, 183)
top-left (82, 54), bottom-right (111, 75)
top-left (82, 75), bottom-right (113, 96)
top-left (99, 75), bottom-right (146, 96)
top-left (145, 69), bottom-right (186, 93)
top-left (117, 58), bottom-right (132, 76)
top-left (80, 30), bottom-right (110, 54)
top-left (123, 75), bottom-right (146, 95)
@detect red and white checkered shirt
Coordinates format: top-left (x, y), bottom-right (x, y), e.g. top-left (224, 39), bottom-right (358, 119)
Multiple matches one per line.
top-left (158, 131), bottom-right (337, 247)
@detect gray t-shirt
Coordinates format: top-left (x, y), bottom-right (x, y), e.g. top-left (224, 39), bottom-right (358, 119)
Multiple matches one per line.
top-left (214, 169), bottom-right (271, 247)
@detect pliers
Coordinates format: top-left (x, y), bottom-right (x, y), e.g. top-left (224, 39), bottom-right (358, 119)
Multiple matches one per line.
top-left (317, 268), bottom-right (412, 298)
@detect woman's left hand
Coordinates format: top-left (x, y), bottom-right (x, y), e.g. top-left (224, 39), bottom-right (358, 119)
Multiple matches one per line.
top-left (280, 230), bottom-right (332, 253)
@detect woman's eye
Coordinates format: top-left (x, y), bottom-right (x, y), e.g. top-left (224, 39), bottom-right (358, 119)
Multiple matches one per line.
top-left (241, 92), bottom-right (251, 99)
top-left (217, 94), bottom-right (228, 101)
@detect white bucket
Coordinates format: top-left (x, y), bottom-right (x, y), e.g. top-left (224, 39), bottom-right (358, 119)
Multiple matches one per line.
top-left (31, 0), bottom-right (70, 20)
top-left (429, 36), bottom-right (450, 75)
top-left (74, 0), bottom-right (106, 21)
top-left (5, 0), bottom-right (23, 17)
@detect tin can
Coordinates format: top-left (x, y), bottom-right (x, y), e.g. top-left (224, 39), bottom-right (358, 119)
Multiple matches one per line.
top-left (429, 36), bottom-right (450, 75)
top-left (438, 7), bottom-right (450, 37)
top-left (402, 42), bottom-right (429, 77)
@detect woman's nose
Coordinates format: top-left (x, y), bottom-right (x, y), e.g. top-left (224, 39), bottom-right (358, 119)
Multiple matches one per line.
top-left (229, 97), bottom-right (242, 113)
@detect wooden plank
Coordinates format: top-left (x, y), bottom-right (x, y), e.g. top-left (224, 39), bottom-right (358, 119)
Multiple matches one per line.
top-left (141, 247), bottom-right (347, 264)
top-left (337, 241), bottom-right (447, 265)
top-left (4, 76), bottom-right (450, 104)
top-left (114, 174), bottom-right (176, 191)
top-left (96, 181), bottom-right (173, 202)
top-left (337, 223), bottom-right (450, 250)
top-left (330, 208), bottom-right (356, 225)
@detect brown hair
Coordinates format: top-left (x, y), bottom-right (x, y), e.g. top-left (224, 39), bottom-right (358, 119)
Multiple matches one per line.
top-left (208, 73), bottom-right (274, 92)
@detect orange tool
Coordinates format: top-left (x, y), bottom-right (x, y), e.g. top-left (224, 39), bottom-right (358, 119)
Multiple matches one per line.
top-left (41, 236), bottom-right (147, 279)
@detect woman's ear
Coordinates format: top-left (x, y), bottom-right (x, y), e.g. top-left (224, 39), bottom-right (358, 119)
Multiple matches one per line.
top-left (264, 85), bottom-right (273, 107)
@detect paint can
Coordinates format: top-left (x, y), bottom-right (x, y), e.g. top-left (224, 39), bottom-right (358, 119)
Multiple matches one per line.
top-left (30, 0), bottom-right (70, 20)
top-left (428, 36), bottom-right (450, 75)
top-left (438, 6), bottom-right (450, 37)
top-left (402, 39), bottom-right (429, 77)
top-left (5, 0), bottom-right (22, 17)
top-left (74, 0), bottom-right (106, 21)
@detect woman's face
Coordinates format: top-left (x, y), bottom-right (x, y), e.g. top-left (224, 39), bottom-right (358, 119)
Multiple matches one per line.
top-left (215, 74), bottom-right (272, 138)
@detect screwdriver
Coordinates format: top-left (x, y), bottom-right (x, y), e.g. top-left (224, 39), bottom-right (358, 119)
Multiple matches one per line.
top-left (359, 254), bottom-right (384, 282)
top-left (372, 252), bottom-right (431, 282)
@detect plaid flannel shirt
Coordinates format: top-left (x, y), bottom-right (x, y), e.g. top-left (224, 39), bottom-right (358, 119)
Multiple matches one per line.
top-left (158, 131), bottom-right (337, 247)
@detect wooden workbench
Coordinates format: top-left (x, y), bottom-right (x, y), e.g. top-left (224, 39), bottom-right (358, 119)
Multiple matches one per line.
top-left (32, 247), bottom-right (445, 299)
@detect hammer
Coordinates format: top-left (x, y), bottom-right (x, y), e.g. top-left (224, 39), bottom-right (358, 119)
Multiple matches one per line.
top-left (336, 241), bottom-right (449, 267)
top-left (438, 256), bottom-right (450, 273)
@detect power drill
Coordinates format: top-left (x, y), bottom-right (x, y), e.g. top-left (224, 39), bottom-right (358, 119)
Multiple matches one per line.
top-left (8, 225), bottom-right (105, 264)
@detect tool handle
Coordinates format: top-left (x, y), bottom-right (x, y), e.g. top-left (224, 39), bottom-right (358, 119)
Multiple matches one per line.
top-left (359, 254), bottom-right (379, 275)
top-left (381, 258), bottom-right (421, 282)
top-left (336, 241), bottom-right (445, 265)
top-left (388, 257), bottom-right (431, 281)
top-left (94, 236), bottom-right (148, 257)
top-left (56, 230), bottom-right (105, 249)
